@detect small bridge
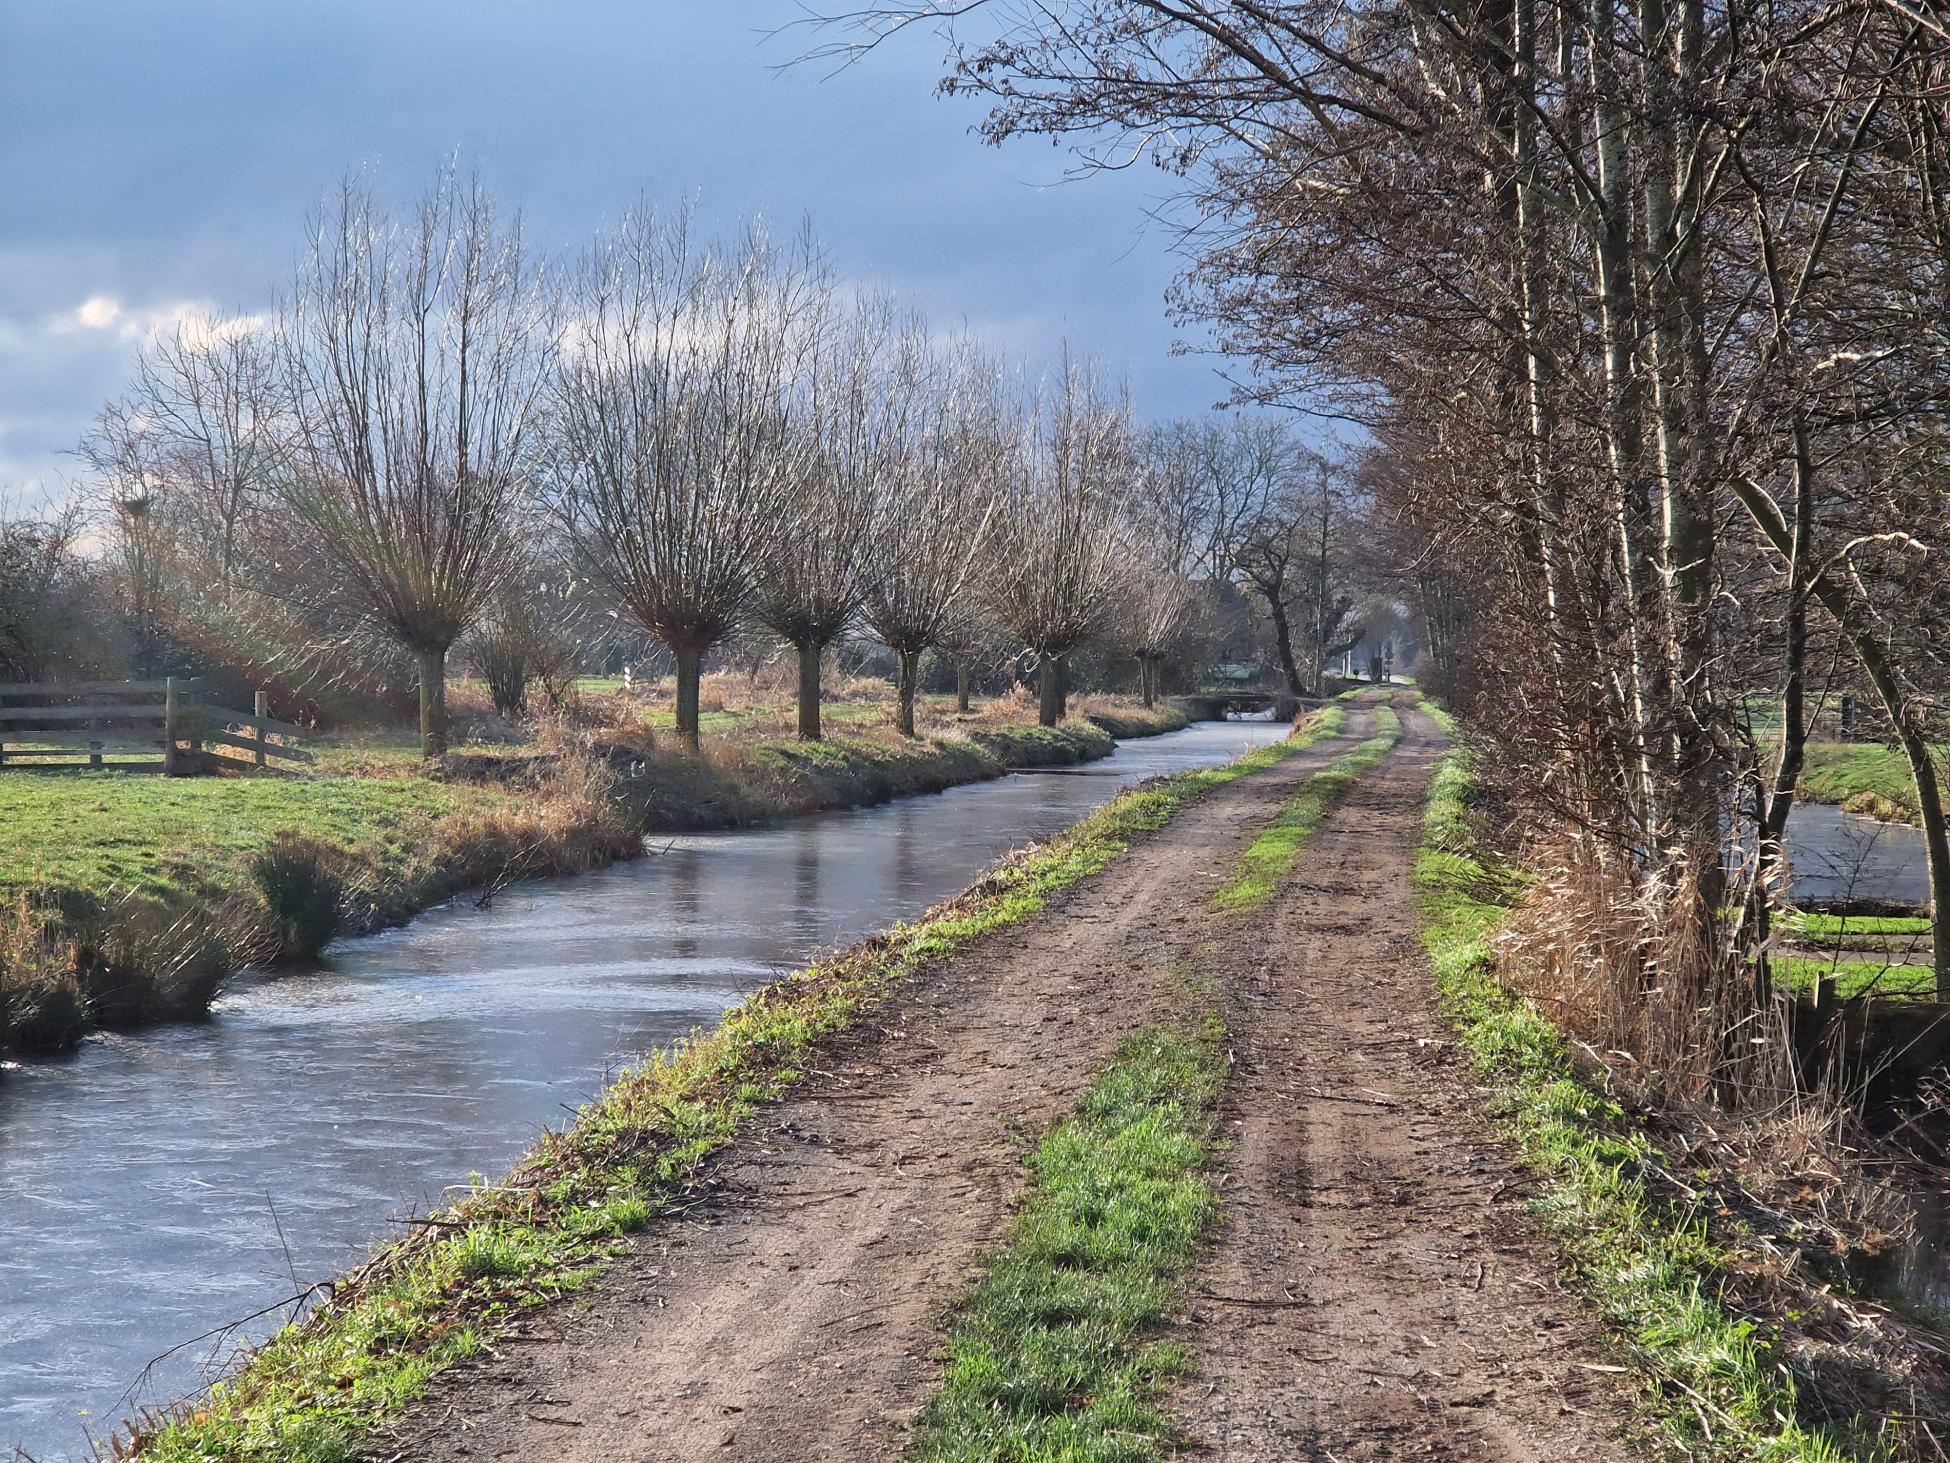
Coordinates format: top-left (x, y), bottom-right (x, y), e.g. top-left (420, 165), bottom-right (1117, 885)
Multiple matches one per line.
top-left (1174, 690), bottom-right (1313, 722)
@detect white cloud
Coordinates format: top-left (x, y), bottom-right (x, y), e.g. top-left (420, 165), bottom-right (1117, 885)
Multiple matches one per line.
top-left (75, 293), bottom-right (121, 330)
top-left (36, 292), bottom-right (262, 348)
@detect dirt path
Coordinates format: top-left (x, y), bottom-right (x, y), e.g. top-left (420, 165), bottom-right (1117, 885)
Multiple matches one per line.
top-left (375, 704), bottom-right (1636, 1462)
top-left (1170, 704), bottom-right (1630, 1459)
top-left (374, 710), bottom-right (1374, 1463)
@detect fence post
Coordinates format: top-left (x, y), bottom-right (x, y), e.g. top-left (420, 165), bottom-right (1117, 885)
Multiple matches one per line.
top-left (163, 677), bottom-right (178, 776)
top-left (254, 690), bottom-right (269, 769)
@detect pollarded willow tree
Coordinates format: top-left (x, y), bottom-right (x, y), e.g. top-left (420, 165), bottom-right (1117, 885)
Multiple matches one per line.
top-left (1119, 567), bottom-right (1196, 708)
top-left (983, 355), bottom-right (1135, 727)
top-left (863, 335), bottom-right (1005, 736)
top-left (550, 204), bottom-right (819, 750)
top-left (272, 170), bottom-right (554, 758)
top-left (754, 293), bottom-right (900, 741)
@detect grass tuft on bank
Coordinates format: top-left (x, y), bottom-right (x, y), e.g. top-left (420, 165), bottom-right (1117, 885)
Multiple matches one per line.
top-left (1216, 702), bottom-right (1399, 910)
top-left (910, 1019), bottom-right (1228, 1462)
top-left (118, 712), bottom-right (1339, 1462)
top-left (1418, 714), bottom-right (1876, 1463)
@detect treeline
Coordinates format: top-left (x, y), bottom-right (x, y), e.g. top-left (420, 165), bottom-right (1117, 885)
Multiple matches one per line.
top-left (8, 170), bottom-right (1393, 754)
top-left (828, 0), bottom-right (1950, 1083)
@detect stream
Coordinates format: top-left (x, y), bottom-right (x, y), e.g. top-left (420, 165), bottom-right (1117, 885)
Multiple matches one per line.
top-left (0, 720), bottom-right (1289, 1461)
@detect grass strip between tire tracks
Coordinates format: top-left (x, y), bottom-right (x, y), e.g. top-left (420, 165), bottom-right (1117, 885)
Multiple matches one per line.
top-left (1216, 701), bottom-right (1400, 910)
top-left (909, 1018), bottom-right (1228, 1462)
top-left (1418, 705), bottom-right (1877, 1463)
top-left (121, 711), bottom-right (1344, 1462)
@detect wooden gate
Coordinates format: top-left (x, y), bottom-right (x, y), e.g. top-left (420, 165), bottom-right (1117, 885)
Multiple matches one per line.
top-left (0, 678), bottom-right (312, 774)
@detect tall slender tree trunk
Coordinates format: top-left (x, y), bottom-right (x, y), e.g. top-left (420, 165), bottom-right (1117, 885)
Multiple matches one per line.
top-left (674, 644), bottom-right (703, 752)
top-left (1037, 652), bottom-right (1062, 727)
top-left (1056, 655), bottom-right (1070, 721)
top-left (414, 646), bottom-right (449, 759)
top-left (795, 640), bottom-right (823, 741)
top-left (895, 649), bottom-right (921, 737)
top-left (1265, 596), bottom-right (1305, 698)
top-left (1745, 420), bottom-right (1816, 1003)
top-left (1139, 656), bottom-right (1156, 708)
top-left (955, 661), bottom-right (971, 713)
top-left (1732, 474), bottom-right (1950, 996)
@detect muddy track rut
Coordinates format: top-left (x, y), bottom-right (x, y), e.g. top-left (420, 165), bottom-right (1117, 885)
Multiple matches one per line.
top-left (1170, 705), bottom-right (1631, 1459)
top-left (375, 704), bottom-right (1637, 1462)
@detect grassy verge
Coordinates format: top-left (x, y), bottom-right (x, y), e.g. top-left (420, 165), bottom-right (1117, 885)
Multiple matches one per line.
top-left (1782, 912), bottom-right (1932, 941)
top-left (1215, 703), bottom-right (1399, 910)
top-left (1418, 712), bottom-right (1872, 1462)
top-left (911, 1019), bottom-right (1227, 1461)
top-left (0, 762), bottom-right (635, 1050)
top-left (1076, 701), bottom-right (1194, 739)
top-left (1772, 957), bottom-right (1934, 998)
top-left (119, 714), bottom-right (1334, 1462)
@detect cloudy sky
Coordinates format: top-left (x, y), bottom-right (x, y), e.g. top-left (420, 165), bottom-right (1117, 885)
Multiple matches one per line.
top-left (0, 2), bottom-right (1232, 505)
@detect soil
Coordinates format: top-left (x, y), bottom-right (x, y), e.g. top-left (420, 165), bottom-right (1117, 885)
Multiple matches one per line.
top-left (1167, 707), bottom-right (1628, 1459)
top-left (372, 703), bottom-right (1638, 1462)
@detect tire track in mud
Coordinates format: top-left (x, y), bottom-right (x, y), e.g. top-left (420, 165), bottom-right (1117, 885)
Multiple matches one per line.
top-left (1169, 704), bottom-right (1634, 1460)
top-left (374, 709), bottom-right (1374, 1463)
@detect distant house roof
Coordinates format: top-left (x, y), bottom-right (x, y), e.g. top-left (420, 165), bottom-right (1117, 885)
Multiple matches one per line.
top-left (1207, 663), bottom-right (1259, 683)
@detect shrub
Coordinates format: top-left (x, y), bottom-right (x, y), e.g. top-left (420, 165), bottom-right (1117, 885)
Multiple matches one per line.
top-left (250, 832), bottom-right (350, 961)
top-left (71, 894), bottom-right (235, 1022)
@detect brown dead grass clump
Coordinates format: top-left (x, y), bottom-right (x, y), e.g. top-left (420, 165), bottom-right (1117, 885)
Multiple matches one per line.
top-left (0, 894), bottom-right (87, 1050)
top-left (1495, 837), bottom-right (1916, 1284)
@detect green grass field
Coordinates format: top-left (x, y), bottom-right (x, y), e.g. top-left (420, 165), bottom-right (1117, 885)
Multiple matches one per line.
top-left (1772, 955), bottom-right (1935, 998)
top-left (0, 772), bottom-right (478, 909)
top-left (1798, 740), bottom-right (1939, 822)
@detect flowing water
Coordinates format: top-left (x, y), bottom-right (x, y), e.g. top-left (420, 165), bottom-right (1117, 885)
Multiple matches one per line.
top-left (1778, 801), bottom-right (1931, 907)
top-left (0, 720), bottom-right (1288, 1461)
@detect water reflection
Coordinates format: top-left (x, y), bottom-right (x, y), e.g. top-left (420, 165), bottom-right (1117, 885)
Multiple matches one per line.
top-left (0, 721), bottom-right (1285, 1461)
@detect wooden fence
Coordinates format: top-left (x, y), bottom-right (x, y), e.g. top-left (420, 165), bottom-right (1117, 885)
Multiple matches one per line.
top-left (0, 678), bottom-right (312, 775)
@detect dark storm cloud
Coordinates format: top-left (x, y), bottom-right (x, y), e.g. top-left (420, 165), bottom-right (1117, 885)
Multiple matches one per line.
top-left (0, 1), bottom-right (1225, 500)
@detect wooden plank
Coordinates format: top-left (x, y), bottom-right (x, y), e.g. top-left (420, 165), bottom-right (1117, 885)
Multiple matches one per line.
top-left (0, 678), bottom-right (196, 699)
top-left (0, 706), bottom-right (168, 727)
top-left (0, 744), bottom-right (166, 758)
top-left (188, 702), bottom-right (305, 738)
top-left (0, 760), bottom-right (167, 774)
top-left (198, 727), bottom-right (315, 764)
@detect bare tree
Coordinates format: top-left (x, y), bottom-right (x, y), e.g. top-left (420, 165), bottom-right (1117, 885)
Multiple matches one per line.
top-left (469, 557), bottom-right (592, 718)
top-left (108, 314), bottom-right (281, 593)
top-left (864, 337), bottom-right (1003, 735)
top-left (755, 293), bottom-right (897, 740)
top-left (0, 496), bottom-right (97, 681)
top-left (982, 355), bottom-right (1134, 726)
top-left (1119, 566), bottom-right (1195, 706)
top-left (271, 169), bottom-right (553, 757)
top-left (550, 204), bottom-right (817, 750)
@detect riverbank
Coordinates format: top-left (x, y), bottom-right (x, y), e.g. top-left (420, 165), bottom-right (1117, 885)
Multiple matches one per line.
top-left (0, 699), bottom-right (1187, 1054)
top-left (1801, 738), bottom-right (1947, 826)
top-left (113, 710), bottom-right (1328, 1462)
top-left (1423, 719), bottom-right (1950, 1459)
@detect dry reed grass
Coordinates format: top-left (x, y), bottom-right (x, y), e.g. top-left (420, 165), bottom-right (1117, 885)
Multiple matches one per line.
top-left (1495, 836), bottom-right (1914, 1270)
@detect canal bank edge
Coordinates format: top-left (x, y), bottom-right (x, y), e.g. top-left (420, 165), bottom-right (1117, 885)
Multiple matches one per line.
top-left (1419, 710), bottom-right (1950, 1461)
top-left (0, 705), bottom-right (1189, 1056)
top-left (113, 707), bottom-right (1335, 1462)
